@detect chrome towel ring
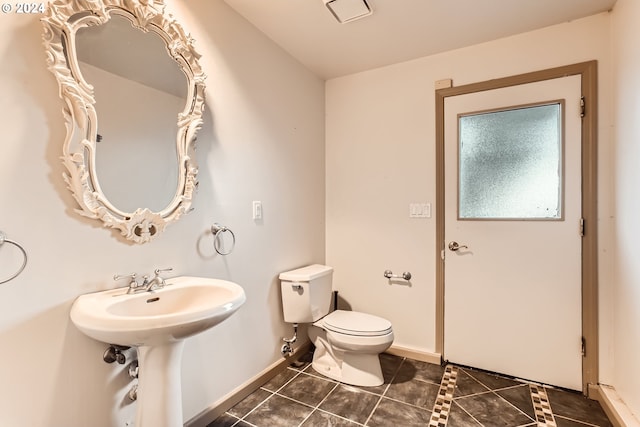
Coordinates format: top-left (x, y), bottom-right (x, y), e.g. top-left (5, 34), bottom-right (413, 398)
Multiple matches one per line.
top-left (210, 223), bottom-right (236, 256)
top-left (0, 231), bottom-right (27, 284)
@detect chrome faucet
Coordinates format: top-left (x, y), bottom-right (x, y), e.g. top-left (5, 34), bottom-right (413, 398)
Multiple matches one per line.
top-left (114, 268), bottom-right (173, 294)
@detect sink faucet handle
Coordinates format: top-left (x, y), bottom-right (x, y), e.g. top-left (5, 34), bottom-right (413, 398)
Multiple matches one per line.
top-left (114, 273), bottom-right (141, 293)
top-left (114, 272), bottom-right (137, 284)
top-left (154, 267), bottom-right (173, 275)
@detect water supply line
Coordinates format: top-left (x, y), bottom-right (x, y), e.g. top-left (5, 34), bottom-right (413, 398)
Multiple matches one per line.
top-left (128, 360), bottom-right (139, 379)
top-left (281, 323), bottom-right (298, 357)
top-left (128, 384), bottom-right (138, 402)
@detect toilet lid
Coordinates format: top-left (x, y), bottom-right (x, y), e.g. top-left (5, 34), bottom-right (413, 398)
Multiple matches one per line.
top-left (323, 310), bottom-right (392, 336)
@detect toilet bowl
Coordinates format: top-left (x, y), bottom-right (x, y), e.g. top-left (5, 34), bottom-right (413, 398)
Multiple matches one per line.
top-left (279, 264), bottom-right (394, 387)
top-left (309, 310), bottom-right (393, 386)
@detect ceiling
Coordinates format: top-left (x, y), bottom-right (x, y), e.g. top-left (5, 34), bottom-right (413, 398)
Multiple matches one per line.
top-left (223, 0), bottom-right (616, 80)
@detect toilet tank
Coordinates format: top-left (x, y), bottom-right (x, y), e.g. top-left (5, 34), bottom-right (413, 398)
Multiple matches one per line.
top-left (279, 264), bottom-right (333, 323)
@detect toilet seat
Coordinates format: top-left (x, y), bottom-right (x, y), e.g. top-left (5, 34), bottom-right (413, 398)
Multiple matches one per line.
top-left (321, 310), bottom-right (392, 337)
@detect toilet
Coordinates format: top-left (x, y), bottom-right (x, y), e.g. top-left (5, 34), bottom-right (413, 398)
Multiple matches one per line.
top-left (279, 264), bottom-right (394, 387)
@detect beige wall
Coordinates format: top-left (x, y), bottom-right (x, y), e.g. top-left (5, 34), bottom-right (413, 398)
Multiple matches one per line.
top-left (326, 10), bottom-right (615, 385)
top-left (610, 0), bottom-right (640, 416)
top-left (0, 1), bottom-right (325, 425)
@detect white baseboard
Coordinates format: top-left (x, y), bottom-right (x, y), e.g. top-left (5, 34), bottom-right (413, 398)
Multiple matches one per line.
top-left (386, 345), bottom-right (441, 365)
top-left (591, 383), bottom-right (640, 427)
top-left (185, 341), bottom-right (312, 427)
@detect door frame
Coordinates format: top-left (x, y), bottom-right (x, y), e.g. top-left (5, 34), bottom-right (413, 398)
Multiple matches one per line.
top-left (435, 61), bottom-right (598, 395)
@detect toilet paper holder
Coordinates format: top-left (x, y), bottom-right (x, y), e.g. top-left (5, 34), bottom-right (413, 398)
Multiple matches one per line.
top-left (383, 270), bottom-right (412, 281)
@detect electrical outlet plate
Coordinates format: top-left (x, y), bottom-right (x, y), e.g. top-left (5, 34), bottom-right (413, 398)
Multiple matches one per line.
top-left (409, 203), bottom-right (431, 218)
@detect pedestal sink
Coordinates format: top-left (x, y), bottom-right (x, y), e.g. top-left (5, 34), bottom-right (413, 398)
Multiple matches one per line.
top-left (70, 276), bottom-right (246, 427)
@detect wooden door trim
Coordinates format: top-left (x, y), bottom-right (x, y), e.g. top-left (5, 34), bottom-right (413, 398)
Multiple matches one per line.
top-left (435, 61), bottom-right (598, 395)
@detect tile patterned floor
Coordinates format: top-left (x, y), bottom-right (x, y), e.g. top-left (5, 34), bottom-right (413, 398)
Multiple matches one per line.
top-left (207, 353), bottom-right (612, 427)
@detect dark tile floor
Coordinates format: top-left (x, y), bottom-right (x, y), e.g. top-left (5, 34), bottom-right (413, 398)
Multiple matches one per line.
top-left (207, 353), bottom-right (612, 427)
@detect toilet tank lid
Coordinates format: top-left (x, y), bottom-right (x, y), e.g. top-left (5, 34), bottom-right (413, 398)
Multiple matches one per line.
top-left (279, 264), bottom-right (333, 282)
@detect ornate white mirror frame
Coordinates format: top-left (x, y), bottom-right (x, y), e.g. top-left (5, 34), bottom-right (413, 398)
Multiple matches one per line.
top-left (41, 0), bottom-right (206, 244)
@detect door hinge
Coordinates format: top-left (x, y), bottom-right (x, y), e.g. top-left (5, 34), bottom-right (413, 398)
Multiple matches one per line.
top-left (581, 336), bottom-right (586, 357)
top-left (580, 96), bottom-right (586, 118)
top-left (579, 218), bottom-right (585, 237)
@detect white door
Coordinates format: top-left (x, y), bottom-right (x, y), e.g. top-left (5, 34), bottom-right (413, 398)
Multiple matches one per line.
top-left (443, 75), bottom-right (583, 391)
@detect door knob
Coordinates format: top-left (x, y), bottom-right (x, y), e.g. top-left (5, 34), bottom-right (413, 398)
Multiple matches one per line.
top-left (448, 241), bottom-right (468, 251)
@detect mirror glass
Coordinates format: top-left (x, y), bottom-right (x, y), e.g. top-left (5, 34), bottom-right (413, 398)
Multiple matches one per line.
top-left (76, 15), bottom-right (187, 213)
top-left (42, 0), bottom-right (206, 243)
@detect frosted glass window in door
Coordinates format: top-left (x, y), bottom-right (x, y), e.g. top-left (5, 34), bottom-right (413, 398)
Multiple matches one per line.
top-left (458, 103), bottom-right (562, 219)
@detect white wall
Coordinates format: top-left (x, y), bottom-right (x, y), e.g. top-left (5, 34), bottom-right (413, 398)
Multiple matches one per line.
top-left (326, 12), bottom-right (615, 378)
top-left (610, 0), bottom-right (640, 417)
top-left (0, 1), bottom-right (325, 425)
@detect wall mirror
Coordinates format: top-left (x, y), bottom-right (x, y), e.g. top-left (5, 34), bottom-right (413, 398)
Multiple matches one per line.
top-left (41, 0), bottom-right (206, 243)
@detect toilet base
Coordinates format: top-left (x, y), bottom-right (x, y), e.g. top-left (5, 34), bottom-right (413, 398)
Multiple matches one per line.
top-left (309, 326), bottom-right (391, 387)
top-left (313, 350), bottom-right (384, 387)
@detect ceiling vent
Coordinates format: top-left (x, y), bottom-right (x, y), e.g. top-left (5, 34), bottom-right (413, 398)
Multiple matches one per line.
top-left (323, 0), bottom-right (372, 24)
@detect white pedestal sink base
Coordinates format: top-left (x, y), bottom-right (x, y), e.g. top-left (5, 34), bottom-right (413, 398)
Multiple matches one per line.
top-left (136, 341), bottom-right (185, 427)
top-left (69, 277), bottom-right (246, 427)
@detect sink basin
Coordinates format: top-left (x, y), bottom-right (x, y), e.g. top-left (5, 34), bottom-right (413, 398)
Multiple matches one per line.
top-left (70, 276), bottom-right (246, 427)
top-left (70, 276), bottom-right (246, 346)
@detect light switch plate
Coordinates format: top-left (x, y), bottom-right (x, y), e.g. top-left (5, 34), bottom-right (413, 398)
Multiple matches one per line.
top-left (252, 201), bottom-right (262, 220)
